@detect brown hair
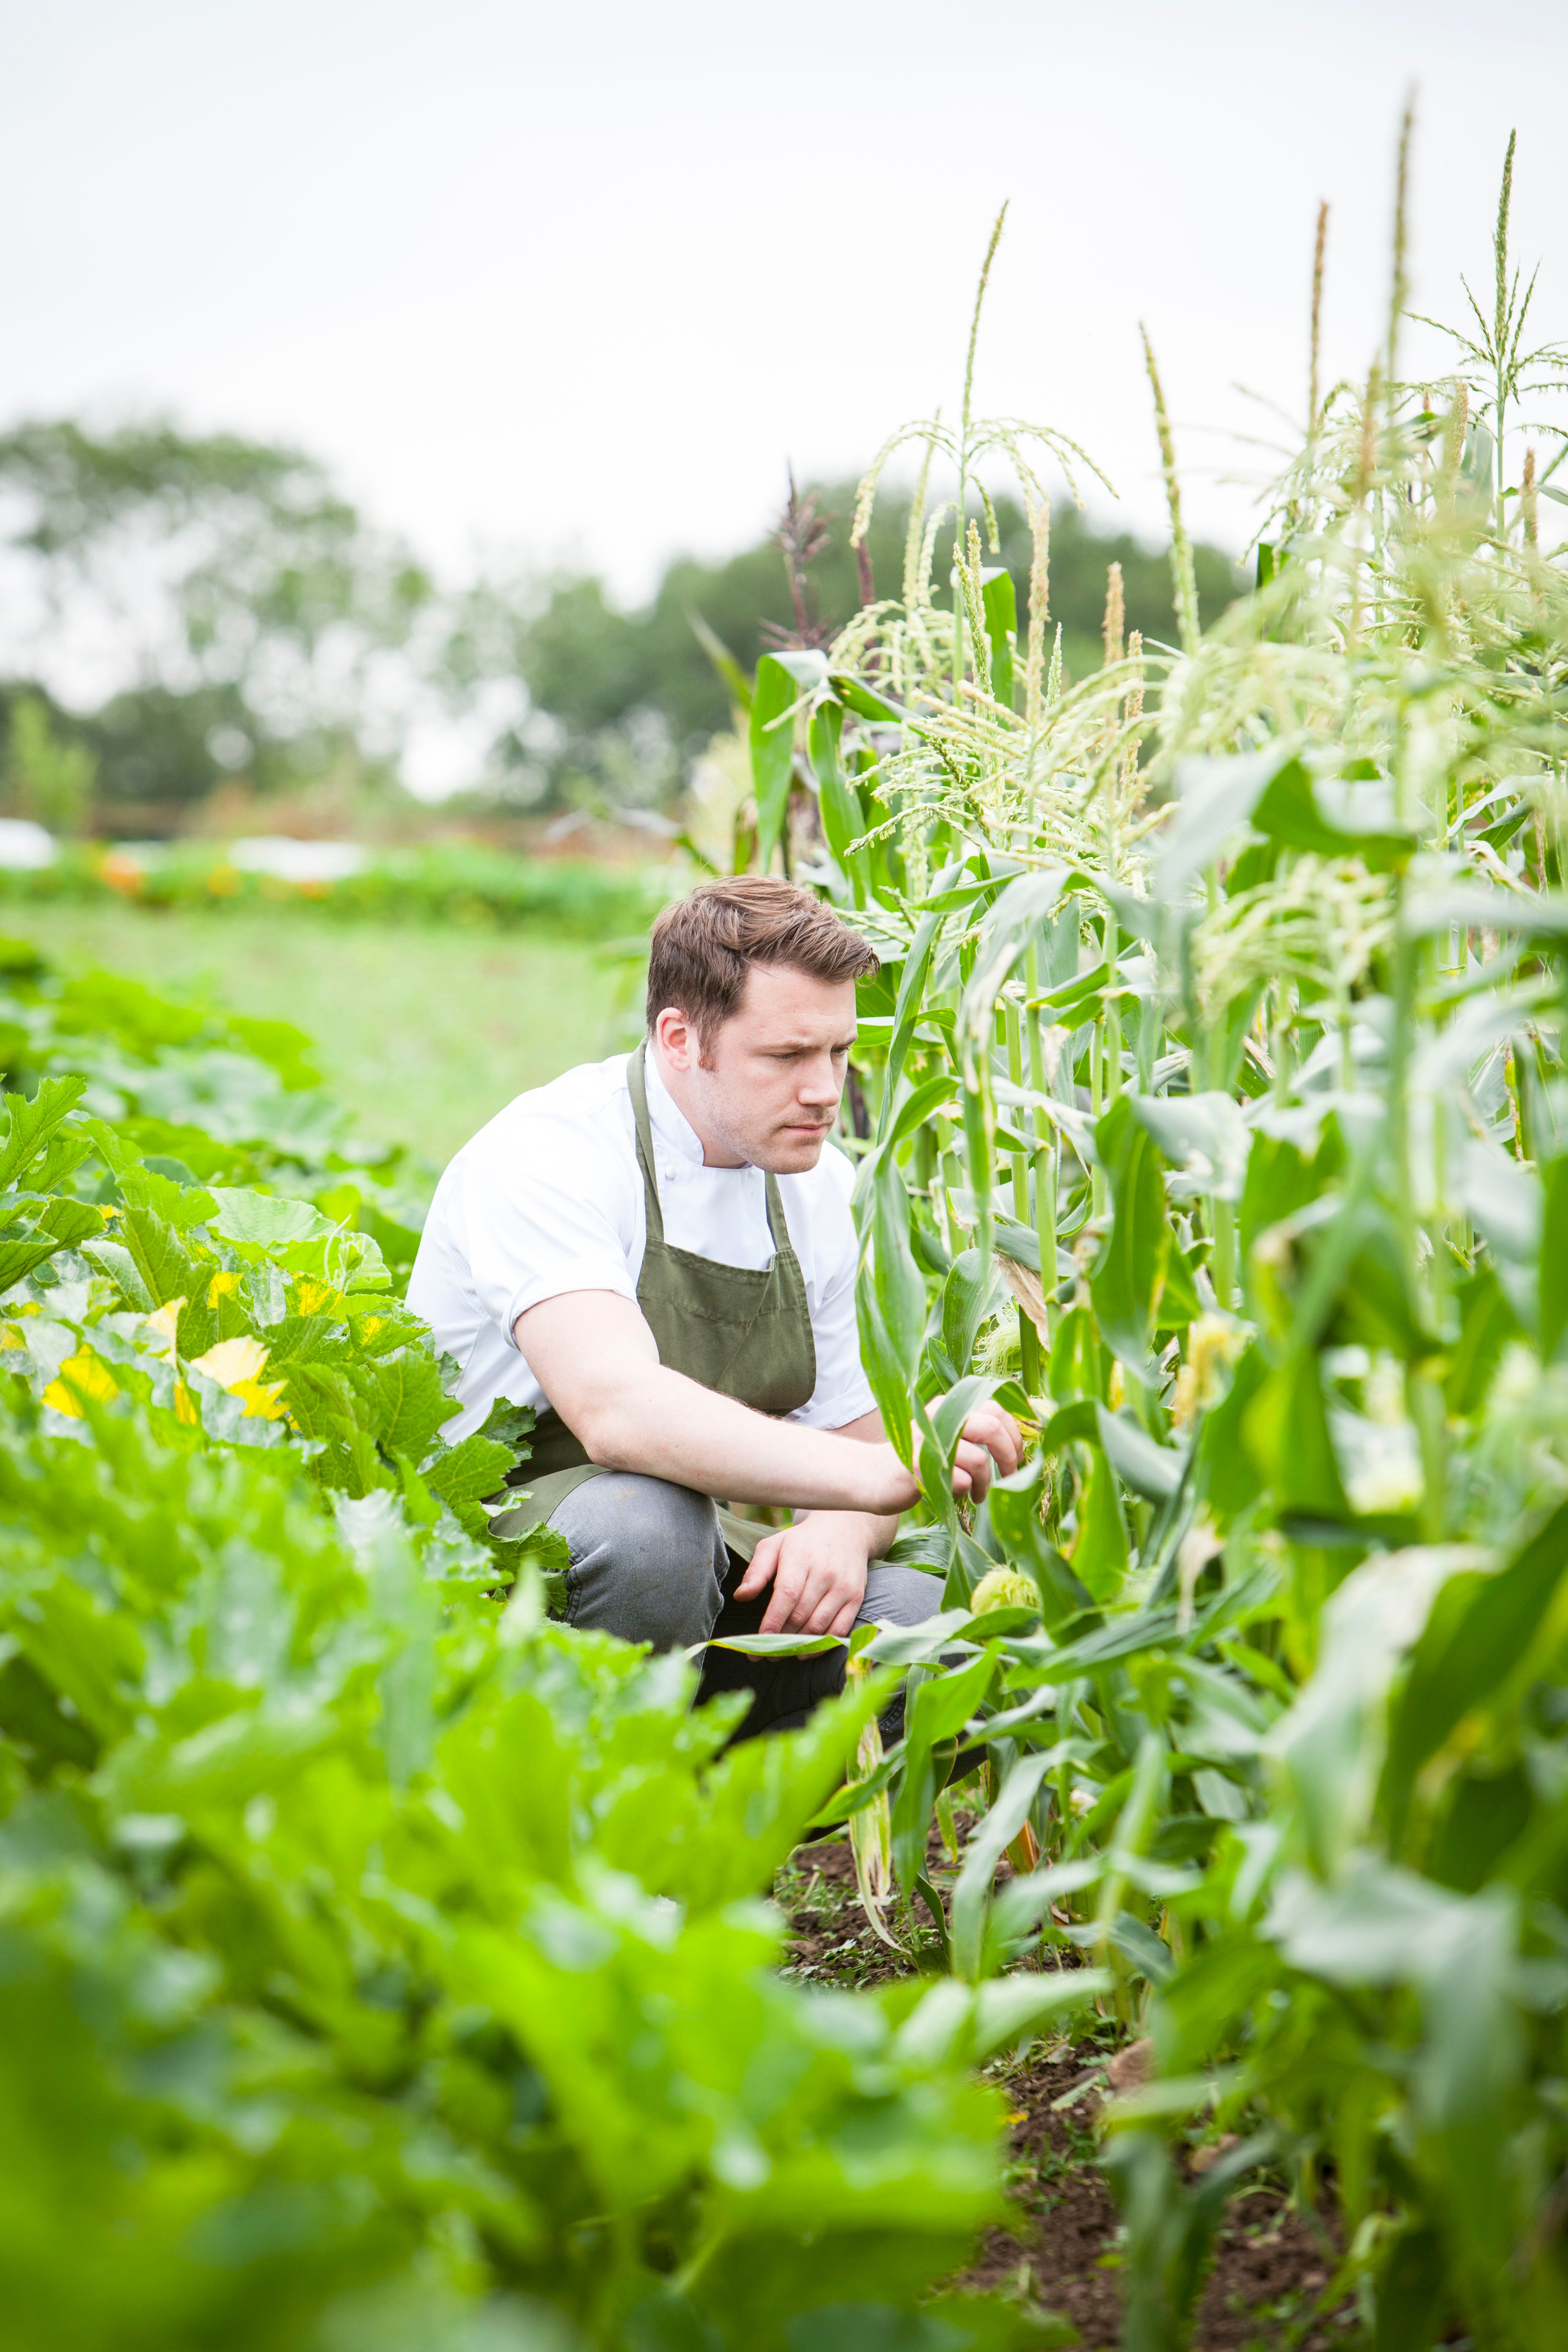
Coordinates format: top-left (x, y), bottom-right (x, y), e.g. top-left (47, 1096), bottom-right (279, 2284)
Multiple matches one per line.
top-left (646, 876), bottom-right (878, 1045)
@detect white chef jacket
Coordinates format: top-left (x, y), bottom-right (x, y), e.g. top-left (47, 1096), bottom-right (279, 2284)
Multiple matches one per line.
top-left (407, 1049), bottom-right (877, 1442)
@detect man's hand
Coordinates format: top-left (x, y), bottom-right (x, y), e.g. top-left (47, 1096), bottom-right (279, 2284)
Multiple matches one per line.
top-left (733, 1512), bottom-right (875, 1638)
top-left (950, 1400), bottom-right (1024, 1502)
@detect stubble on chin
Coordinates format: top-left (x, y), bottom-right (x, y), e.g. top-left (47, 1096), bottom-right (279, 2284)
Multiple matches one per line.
top-left (764, 1125), bottom-right (831, 1174)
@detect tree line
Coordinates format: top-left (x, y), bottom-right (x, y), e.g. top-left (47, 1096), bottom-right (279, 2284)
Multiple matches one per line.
top-left (0, 419), bottom-right (1241, 833)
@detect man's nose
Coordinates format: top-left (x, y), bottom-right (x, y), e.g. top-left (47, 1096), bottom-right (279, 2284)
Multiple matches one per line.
top-left (798, 1056), bottom-right (842, 1103)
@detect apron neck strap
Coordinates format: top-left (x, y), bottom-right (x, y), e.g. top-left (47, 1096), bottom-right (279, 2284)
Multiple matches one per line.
top-left (628, 1040), bottom-right (786, 1251)
top-left (627, 1040), bottom-right (665, 1245)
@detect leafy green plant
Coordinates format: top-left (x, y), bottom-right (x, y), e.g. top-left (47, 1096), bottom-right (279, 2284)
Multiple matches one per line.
top-left (0, 942), bottom-right (1088, 2351)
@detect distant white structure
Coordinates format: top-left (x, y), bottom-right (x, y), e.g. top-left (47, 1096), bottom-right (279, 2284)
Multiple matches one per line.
top-left (227, 837), bottom-right (369, 884)
top-left (0, 820), bottom-right (57, 869)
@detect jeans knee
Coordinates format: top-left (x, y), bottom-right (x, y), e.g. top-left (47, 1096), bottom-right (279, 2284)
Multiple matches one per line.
top-left (551, 1473), bottom-right (726, 1650)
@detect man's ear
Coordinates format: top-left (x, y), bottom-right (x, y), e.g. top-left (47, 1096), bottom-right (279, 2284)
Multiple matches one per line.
top-left (654, 1006), bottom-right (695, 1071)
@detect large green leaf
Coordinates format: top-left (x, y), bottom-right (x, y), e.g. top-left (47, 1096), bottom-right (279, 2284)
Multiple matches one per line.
top-left (1090, 1095), bottom-right (1169, 1365)
top-left (1382, 1501), bottom-right (1568, 1846)
top-left (749, 651), bottom-right (825, 872)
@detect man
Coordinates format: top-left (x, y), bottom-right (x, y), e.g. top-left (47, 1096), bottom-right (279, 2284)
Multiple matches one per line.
top-left (408, 875), bottom-right (1021, 1735)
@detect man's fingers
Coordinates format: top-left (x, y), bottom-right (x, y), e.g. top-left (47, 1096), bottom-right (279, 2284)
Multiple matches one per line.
top-left (732, 1536), bottom-right (781, 1601)
top-left (759, 1564), bottom-right (812, 1634)
top-left (829, 1597), bottom-right (860, 1639)
top-left (963, 1403), bottom-right (1023, 1471)
top-left (953, 1437), bottom-right (993, 1499)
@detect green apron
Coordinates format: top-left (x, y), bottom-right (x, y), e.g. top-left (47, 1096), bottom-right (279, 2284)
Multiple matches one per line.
top-left (497, 1039), bottom-right (818, 1562)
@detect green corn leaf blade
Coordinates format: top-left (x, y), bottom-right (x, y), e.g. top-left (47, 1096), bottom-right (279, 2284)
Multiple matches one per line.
top-left (748, 653), bottom-right (803, 873)
top-left (1156, 747), bottom-right (1289, 906)
top-left (807, 699), bottom-right (869, 881)
top-left (882, 1073), bottom-right (959, 1158)
top-left (1090, 1095), bottom-right (1170, 1366)
top-left (950, 1750), bottom-right (1052, 1979)
top-left (877, 875), bottom-right (964, 1136)
top-left (1041, 1397), bottom-right (1099, 1451)
top-left (827, 669), bottom-right (905, 724)
top-left (870, 1156), bottom-right (928, 1377)
top-left (1095, 1404), bottom-right (1183, 1503)
top-left (940, 1247), bottom-right (1004, 1382)
top-left (987, 1460), bottom-right (1096, 1634)
top-left (891, 1646), bottom-right (997, 1890)
top-left (1445, 1263), bottom-right (1523, 1417)
top-left (1273, 1547), bottom-right (1481, 1874)
top-left (1156, 1241), bottom-right (1203, 1335)
top-left (979, 565), bottom-right (1016, 709)
top-left (911, 862), bottom-right (1026, 916)
top-left (1242, 1347), bottom-right (1349, 1523)
top-left (685, 603), bottom-right (752, 713)
top-left (1540, 1156), bottom-right (1568, 1359)
top-left (1382, 1500), bottom-right (1568, 1847)
top-left (1195, 1340), bottom-right (1267, 1526)
top-left (1071, 1448), bottom-right (1130, 1601)
top-left (702, 1631), bottom-right (846, 1657)
top-left (1048, 1305), bottom-right (1106, 1404)
top-left (1131, 1091), bottom-right (1251, 1203)
top-left (1107, 1909), bottom-right (1175, 1985)
top-left (856, 1281), bottom-right (917, 1468)
top-left (1251, 753), bottom-right (1415, 869)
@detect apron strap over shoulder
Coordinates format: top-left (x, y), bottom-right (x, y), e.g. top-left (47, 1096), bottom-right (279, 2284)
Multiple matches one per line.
top-left (629, 1038), bottom-right (787, 1256)
top-left (626, 1040), bottom-right (666, 1247)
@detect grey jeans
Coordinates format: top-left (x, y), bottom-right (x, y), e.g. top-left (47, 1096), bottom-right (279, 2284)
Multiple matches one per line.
top-left (544, 1472), bottom-right (944, 1742)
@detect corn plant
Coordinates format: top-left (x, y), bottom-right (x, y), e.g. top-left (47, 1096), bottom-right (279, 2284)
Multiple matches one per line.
top-left (761, 136), bottom-right (1568, 2345)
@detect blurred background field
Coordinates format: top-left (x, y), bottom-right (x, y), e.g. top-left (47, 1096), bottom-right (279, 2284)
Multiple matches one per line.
top-left (3, 900), bottom-right (628, 1169)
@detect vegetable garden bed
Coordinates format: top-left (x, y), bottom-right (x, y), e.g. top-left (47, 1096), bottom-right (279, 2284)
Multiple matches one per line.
top-left (5, 129), bottom-right (1568, 2352)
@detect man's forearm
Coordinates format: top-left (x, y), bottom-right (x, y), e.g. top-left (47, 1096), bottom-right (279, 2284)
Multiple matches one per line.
top-left (789, 1414), bottom-right (899, 1561)
top-left (560, 1357), bottom-right (911, 1513)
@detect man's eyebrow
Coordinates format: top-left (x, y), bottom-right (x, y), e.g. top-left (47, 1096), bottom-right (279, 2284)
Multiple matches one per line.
top-left (762, 1031), bottom-right (858, 1050)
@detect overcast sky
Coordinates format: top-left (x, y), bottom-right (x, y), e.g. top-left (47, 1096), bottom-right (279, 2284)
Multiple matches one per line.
top-left (5, 0), bottom-right (1568, 605)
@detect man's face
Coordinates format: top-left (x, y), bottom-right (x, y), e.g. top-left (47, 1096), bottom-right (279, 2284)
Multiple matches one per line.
top-left (655, 963), bottom-right (857, 1173)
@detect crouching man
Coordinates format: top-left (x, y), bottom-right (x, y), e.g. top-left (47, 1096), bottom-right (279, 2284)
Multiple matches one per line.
top-left (408, 874), bottom-right (1020, 1736)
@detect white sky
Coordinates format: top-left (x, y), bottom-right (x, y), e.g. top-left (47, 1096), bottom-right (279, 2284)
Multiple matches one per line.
top-left (5, 0), bottom-right (1568, 607)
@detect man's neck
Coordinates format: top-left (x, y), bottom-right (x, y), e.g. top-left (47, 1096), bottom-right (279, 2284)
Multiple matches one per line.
top-left (648, 1039), bottom-right (746, 1168)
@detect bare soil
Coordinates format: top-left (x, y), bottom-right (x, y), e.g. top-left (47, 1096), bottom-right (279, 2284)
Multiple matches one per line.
top-left (775, 1828), bottom-right (1360, 2350)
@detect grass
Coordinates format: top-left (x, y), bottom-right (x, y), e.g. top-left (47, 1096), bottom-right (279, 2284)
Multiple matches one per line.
top-left (3, 901), bottom-right (635, 1172)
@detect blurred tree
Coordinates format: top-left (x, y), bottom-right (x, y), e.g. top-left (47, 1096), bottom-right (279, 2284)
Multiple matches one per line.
top-left (0, 420), bottom-right (435, 810)
top-left (2, 692), bottom-right (95, 832)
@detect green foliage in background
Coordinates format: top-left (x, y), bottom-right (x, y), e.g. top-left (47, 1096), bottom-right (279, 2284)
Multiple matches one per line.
top-left (1, 901), bottom-right (632, 1174)
top-left (0, 945), bottom-right (1082, 2352)
top-left (0, 837), bottom-right (671, 941)
top-left (762, 151), bottom-right (1568, 2348)
top-left (3, 690), bottom-right (96, 833)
